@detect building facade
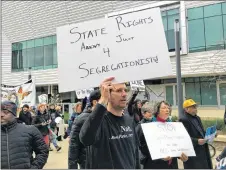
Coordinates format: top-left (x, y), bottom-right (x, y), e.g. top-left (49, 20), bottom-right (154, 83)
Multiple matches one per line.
top-left (2, 1), bottom-right (226, 109)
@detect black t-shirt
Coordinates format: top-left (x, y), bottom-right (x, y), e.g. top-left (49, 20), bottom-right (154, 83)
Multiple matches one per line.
top-left (79, 104), bottom-right (140, 169)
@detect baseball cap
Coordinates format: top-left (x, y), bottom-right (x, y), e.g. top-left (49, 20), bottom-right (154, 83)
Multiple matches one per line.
top-left (1, 101), bottom-right (17, 116)
top-left (183, 99), bottom-right (197, 109)
top-left (89, 90), bottom-right (101, 103)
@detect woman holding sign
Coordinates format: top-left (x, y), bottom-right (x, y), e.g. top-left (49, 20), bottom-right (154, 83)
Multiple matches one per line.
top-left (136, 101), bottom-right (188, 169)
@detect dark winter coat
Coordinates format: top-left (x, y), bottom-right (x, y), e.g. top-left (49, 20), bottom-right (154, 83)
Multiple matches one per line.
top-left (1, 119), bottom-right (49, 169)
top-left (179, 112), bottom-right (213, 169)
top-left (18, 111), bottom-right (33, 125)
top-left (136, 117), bottom-right (179, 169)
top-left (68, 112), bottom-right (91, 169)
top-left (32, 111), bottom-right (50, 136)
top-left (127, 93), bottom-right (142, 123)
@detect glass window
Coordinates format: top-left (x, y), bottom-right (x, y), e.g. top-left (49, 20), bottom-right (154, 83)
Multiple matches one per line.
top-left (185, 82), bottom-right (201, 105)
top-left (222, 2), bottom-right (226, 14)
top-left (188, 2), bottom-right (226, 53)
top-left (167, 9), bottom-right (179, 15)
top-left (200, 82), bottom-right (217, 105)
top-left (188, 19), bottom-right (205, 49)
top-left (12, 43), bottom-right (18, 51)
top-left (204, 16), bottom-right (224, 48)
top-left (219, 83), bottom-right (226, 105)
top-left (12, 50), bottom-right (19, 70)
top-left (166, 86), bottom-right (174, 105)
top-left (44, 45), bottom-right (53, 66)
top-left (162, 16), bottom-right (167, 31)
top-left (21, 41), bottom-right (27, 49)
top-left (27, 48), bottom-right (35, 68)
top-left (53, 35), bottom-right (57, 44)
top-left (22, 49), bottom-right (27, 70)
top-left (161, 9), bottom-right (180, 52)
top-left (44, 36), bottom-right (53, 45)
top-left (34, 46), bottom-right (44, 67)
top-left (223, 15), bottom-right (226, 41)
top-left (35, 38), bottom-right (43, 47)
top-left (27, 40), bottom-right (35, 48)
top-left (53, 44), bottom-right (58, 65)
top-left (204, 3), bottom-right (222, 17)
top-left (187, 7), bottom-right (203, 20)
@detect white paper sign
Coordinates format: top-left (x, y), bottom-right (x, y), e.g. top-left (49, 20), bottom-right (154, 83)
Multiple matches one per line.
top-left (75, 88), bottom-right (94, 99)
top-left (57, 7), bottom-right (172, 92)
top-left (130, 80), bottom-right (145, 91)
top-left (38, 94), bottom-right (48, 104)
top-left (141, 122), bottom-right (196, 160)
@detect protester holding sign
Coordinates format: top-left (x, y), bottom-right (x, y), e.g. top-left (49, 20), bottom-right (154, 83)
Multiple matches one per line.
top-left (179, 99), bottom-right (213, 169)
top-left (136, 101), bottom-right (188, 169)
top-left (79, 77), bottom-right (140, 169)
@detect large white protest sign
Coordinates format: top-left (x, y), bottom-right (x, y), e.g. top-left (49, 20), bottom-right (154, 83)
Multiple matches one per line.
top-left (141, 122), bottom-right (196, 160)
top-left (57, 7), bottom-right (172, 92)
top-left (130, 80), bottom-right (145, 91)
top-left (75, 88), bottom-right (94, 99)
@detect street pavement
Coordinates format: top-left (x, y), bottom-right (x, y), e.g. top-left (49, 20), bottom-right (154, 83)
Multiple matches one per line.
top-left (44, 139), bottom-right (224, 169)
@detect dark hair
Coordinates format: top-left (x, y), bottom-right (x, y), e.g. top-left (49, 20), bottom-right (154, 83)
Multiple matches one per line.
top-left (89, 90), bottom-right (101, 107)
top-left (154, 100), bottom-right (170, 116)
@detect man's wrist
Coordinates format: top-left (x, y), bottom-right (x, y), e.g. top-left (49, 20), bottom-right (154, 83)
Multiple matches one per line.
top-left (98, 99), bottom-right (108, 108)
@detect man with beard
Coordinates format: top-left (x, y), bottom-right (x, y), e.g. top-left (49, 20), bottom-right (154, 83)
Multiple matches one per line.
top-left (18, 104), bottom-right (33, 125)
top-left (1, 101), bottom-right (48, 169)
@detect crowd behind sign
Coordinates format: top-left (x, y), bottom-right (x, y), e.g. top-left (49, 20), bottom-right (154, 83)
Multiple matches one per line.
top-left (57, 7), bottom-right (172, 92)
top-left (141, 122), bottom-right (196, 160)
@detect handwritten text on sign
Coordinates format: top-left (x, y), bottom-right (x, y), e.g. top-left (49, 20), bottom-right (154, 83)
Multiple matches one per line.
top-left (141, 122), bottom-right (196, 160)
top-left (57, 7), bottom-right (172, 92)
top-left (130, 80), bottom-right (145, 91)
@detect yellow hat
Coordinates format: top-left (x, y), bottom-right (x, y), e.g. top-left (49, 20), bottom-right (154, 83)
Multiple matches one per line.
top-left (183, 99), bottom-right (197, 108)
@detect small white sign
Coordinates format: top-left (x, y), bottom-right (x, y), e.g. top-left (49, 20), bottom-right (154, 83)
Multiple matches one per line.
top-left (38, 94), bottom-right (48, 104)
top-left (57, 7), bottom-right (172, 92)
top-left (130, 80), bottom-right (145, 91)
top-left (141, 122), bottom-right (196, 160)
top-left (76, 88), bottom-right (94, 99)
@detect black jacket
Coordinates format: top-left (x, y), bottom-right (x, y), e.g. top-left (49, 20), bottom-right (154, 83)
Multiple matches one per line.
top-left (1, 120), bottom-right (49, 169)
top-left (127, 93), bottom-right (142, 123)
top-left (68, 112), bottom-right (90, 169)
top-left (32, 111), bottom-right (50, 136)
top-left (136, 118), bottom-right (179, 169)
top-left (179, 113), bottom-right (213, 169)
top-left (18, 111), bottom-right (33, 125)
top-left (79, 104), bottom-right (140, 169)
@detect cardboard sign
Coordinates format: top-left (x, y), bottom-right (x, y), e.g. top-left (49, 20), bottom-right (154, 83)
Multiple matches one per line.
top-left (141, 122), bottom-right (196, 160)
top-left (57, 7), bottom-right (172, 92)
top-left (130, 80), bottom-right (145, 91)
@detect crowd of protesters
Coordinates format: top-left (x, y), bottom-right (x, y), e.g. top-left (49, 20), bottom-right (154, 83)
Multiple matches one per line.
top-left (1, 77), bottom-right (226, 169)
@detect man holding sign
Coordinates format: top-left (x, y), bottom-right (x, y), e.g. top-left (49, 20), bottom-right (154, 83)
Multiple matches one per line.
top-left (79, 77), bottom-right (140, 169)
top-left (180, 99), bottom-right (213, 169)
